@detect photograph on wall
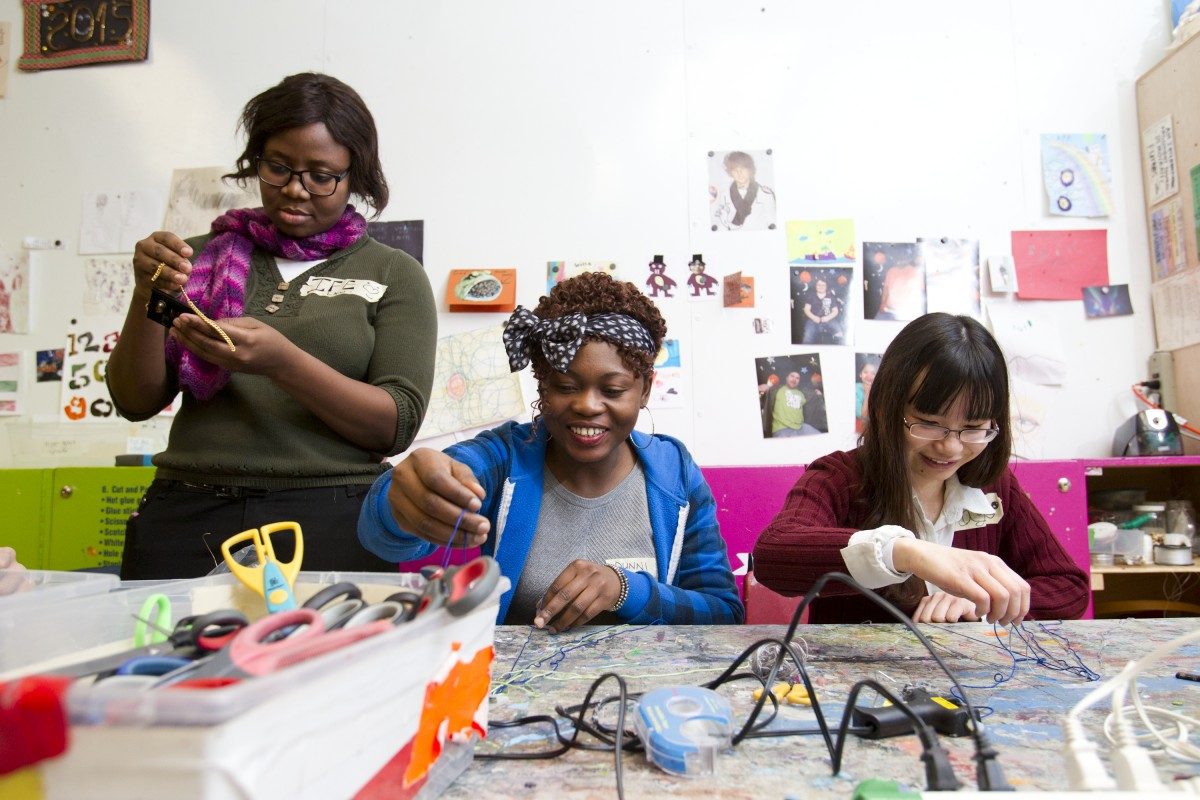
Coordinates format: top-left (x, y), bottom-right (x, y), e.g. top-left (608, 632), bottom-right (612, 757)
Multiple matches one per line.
top-left (367, 220), bottom-right (424, 265)
top-left (83, 257), bottom-right (134, 315)
top-left (787, 218), bottom-right (856, 264)
top-left (546, 261), bottom-right (619, 294)
top-left (162, 167), bottom-right (262, 238)
top-left (790, 266), bottom-right (851, 345)
top-left (1082, 284), bottom-right (1133, 318)
top-left (862, 242), bottom-right (924, 321)
top-left (755, 352), bottom-right (827, 439)
top-left (645, 255), bottom-right (678, 299)
top-left (0, 351), bottom-right (22, 415)
top-left (708, 149), bottom-right (777, 231)
top-left (921, 237), bottom-right (980, 318)
top-left (854, 352), bottom-right (882, 434)
top-left (1040, 133), bottom-right (1113, 217)
top-left (0, 251), bottom-right (30, 333)
top-left (37, 348), bottom-right (64, 382)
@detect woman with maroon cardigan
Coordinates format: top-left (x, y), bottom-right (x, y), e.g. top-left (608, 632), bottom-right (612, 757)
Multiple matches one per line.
top-left (753, 313), bottom-right (1089, 625)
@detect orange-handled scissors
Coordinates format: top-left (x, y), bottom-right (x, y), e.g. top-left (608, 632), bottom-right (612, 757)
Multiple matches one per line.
top-left (221, 522), bottom-right (304, 613)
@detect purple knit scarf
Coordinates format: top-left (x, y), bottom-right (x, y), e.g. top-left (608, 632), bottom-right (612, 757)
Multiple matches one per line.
top-left (166, 205), bottom-right (366, 400)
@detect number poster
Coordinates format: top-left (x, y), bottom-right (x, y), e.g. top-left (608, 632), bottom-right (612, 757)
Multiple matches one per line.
top-left (61, 316), bottom-right (121, 423)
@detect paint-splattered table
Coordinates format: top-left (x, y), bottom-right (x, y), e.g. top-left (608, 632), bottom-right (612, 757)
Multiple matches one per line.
top-left (444, 619), bottom-right (1200, 798)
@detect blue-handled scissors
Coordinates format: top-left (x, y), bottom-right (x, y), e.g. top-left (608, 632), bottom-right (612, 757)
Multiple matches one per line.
top-left (221, 521), bottom-right (304, 613)
top-left (46, 609), bottom-right (251, 678)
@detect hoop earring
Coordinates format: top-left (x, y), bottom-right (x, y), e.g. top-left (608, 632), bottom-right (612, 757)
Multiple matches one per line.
top-left (631, 405), bottom-right (655, 449)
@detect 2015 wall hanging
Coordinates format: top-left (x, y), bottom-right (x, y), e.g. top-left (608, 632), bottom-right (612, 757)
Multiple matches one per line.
top-left (18, 0), bottom-right (149, 72)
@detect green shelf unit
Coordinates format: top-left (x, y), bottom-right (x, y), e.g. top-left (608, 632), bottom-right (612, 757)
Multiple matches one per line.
top-left (44, 467), bottom-right (156, 571)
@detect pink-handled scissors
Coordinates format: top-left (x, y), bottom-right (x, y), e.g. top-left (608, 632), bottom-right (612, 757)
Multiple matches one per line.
top-left (154, 608), bottom-right (391, 687)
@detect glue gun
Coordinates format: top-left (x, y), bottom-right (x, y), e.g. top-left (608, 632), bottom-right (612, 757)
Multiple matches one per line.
top-left (851, 687), bottom-right (978, 739)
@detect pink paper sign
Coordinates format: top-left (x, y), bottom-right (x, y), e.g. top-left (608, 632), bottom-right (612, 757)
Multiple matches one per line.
top-left (1011, 229), bottom-right (1109, 300)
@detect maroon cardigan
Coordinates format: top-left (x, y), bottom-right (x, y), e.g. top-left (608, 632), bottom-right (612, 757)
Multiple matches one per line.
top-left (752, 449), bottom-right (1090, 624)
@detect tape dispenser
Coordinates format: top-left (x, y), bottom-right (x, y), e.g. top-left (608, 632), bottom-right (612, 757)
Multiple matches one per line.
top-left (633, 686), bottom-right (734, 776)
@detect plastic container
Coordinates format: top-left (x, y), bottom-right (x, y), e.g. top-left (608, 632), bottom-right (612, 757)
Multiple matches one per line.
top-left (0, 569), bottom-right (118, 612)
top-left (2, 569), bottom-right (508, 799)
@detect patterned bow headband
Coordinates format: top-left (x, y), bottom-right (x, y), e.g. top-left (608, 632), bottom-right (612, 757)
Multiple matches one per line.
top-left (502, 305), bottom-right (657, 373)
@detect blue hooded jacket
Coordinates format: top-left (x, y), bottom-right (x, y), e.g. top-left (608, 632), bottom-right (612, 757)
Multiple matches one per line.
top-left (358, 421), bottom-right (743, 624)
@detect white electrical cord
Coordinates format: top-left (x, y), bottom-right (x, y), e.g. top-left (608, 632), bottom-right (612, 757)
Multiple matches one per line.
top-left (1063, 627), bottom-right (1200, 792)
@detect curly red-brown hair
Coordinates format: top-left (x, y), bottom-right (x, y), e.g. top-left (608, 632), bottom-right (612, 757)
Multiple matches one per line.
top-left (529, 271), bottom-right (667, 385)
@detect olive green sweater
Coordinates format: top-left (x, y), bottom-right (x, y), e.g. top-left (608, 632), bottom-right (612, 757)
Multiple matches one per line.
top-left (116, 235), bottom-right (436, 488)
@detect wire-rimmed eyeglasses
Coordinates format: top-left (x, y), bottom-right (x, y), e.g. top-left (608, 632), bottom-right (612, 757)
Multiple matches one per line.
top-left (903, 417), bottom-right (1000, 444)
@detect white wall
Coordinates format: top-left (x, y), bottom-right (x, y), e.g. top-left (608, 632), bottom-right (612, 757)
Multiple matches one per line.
top-left (0, 0), bottom-right (1170, 466)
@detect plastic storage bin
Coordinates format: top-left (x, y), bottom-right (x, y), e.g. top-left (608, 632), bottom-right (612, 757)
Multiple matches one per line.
top-left (0, 569), bottom-right (117, 612)
top-left (1, 569), bottom-right (507, 799)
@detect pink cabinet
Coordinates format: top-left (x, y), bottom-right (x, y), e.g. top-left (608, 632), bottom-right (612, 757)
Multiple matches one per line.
top-left (1009, 460), bottom-right (1091, 618)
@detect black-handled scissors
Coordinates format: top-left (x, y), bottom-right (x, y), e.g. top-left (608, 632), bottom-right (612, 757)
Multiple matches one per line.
top-left (45, 609), bottom-right (251, 678)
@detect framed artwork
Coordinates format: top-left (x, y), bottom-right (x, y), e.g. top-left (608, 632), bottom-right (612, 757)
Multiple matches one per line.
top-left (18, 0), bottom-right (149, 72)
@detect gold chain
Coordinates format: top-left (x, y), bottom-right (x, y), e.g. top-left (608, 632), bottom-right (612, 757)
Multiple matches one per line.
top-left (181, 292), bottom-right (236, 352)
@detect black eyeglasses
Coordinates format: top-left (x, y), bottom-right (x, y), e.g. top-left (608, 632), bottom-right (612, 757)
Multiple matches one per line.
top-left (254, 157), bottom-right (350, 197)
top-left (903, 417), bottom-right (1000, 444)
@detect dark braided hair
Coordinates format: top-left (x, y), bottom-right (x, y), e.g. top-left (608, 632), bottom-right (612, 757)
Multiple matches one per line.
top-left (529, 272), bottom-right (667, 386)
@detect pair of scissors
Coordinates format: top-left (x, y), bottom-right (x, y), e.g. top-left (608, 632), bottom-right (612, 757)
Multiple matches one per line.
top-left (45, 609), bottom-right (250, 678)
top-left (221, 521), bottom-right (304, 613)
top-left (418, 556), bottom-right (500, 617)
top-left (133, 594), bottom-right (172, 647)
top-left (154, 608), bottom-right (392, 687)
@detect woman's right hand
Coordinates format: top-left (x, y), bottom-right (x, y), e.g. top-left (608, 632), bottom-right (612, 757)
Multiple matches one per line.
top-left (891, 538), bottom-right (1030, 626)
top-left (386, 448), bottom-right (490, 547)
top-left (133, 232), bottom-right (194, 299)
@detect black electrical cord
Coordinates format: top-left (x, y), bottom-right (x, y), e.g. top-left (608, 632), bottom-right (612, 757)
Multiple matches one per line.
top-left (480, 571), bottom-right (1010, 793)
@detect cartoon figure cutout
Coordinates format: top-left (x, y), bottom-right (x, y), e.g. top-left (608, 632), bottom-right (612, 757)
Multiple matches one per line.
top-left (687, 254), bottom-right (717, 297)
top-left (645, 254), bottom-right (677, 298)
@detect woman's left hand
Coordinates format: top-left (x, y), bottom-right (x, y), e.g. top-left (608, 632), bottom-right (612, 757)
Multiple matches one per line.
top-left (169, 316), bottom-right (293, 376)
top-left (534, 559), bottom-right (622, 633)
top-left (912, 591), bottom-right (981, 624)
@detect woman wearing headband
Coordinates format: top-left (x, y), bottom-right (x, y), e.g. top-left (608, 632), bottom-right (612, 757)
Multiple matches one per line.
top-left (358, 272), bottom-right (743, 630)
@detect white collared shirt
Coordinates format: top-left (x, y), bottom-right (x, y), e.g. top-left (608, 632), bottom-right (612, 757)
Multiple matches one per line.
top-left (840, 474), bottom-right (1000, 594)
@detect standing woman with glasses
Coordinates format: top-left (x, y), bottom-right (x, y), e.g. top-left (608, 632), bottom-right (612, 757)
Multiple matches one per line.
top-left (107, 73), bottom-right (437, 579)
top-left (753, 313), bottom-right (1088, 625)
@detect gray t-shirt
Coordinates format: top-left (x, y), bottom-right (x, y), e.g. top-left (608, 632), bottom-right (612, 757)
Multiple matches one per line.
top-left (505, 461), bottom-right (657, 625)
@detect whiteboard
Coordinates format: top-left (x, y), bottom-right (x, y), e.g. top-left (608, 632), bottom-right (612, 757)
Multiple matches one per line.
top-left (0, 0), bottom-right (1169, 466)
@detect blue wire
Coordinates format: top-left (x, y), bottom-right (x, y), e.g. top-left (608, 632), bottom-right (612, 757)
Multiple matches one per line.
top-left (440, 508), bottom-right (467, 569)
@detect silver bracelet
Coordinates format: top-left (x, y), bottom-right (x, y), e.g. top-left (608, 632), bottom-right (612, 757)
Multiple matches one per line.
top-left (608, 565), bottom-right (629, 612)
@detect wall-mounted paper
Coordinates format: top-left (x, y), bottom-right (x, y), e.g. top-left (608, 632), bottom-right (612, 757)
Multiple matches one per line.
top-left (162, 167), bottom-right (261, 238)
top-left (1082, 284), bottom-right (1133, 318)
top-left (986, 302), bottom-right (1068, 386)
top-left (1143, 115), bottom-right (1179, 205)
top-left (61, 317), bottom-right (122, 423)
top-left (1040, 134), bottom-right (1113, 217)
top-left (416, 325), bottom-right (524, 440)
top-left (546, 261), bottom-right (619, 294)
top-left (921, 237), bottom-right (980, 317)
top-left (0, 252), bottom-right (31, 333)
top-left (0, 351), bottom-right (23, 415)
top-left (79, 189), bottom-right (165, 255)
top-left (367, 220), bottom-right (424, 265)
top-left (1011, 229), bottom-right (1108, 301)
top-left (83, 258), bottom-right (134, 315)
top-left (37, 348), bottom-right (63, 382)
top-left (1150, 199), bottom-right (1187, 279)
top-left (787, 219), bottom-right (856, 264)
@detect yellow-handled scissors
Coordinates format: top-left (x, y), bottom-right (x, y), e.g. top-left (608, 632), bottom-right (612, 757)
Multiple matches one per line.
top-left (220, 521), bottom-right (304, 613)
